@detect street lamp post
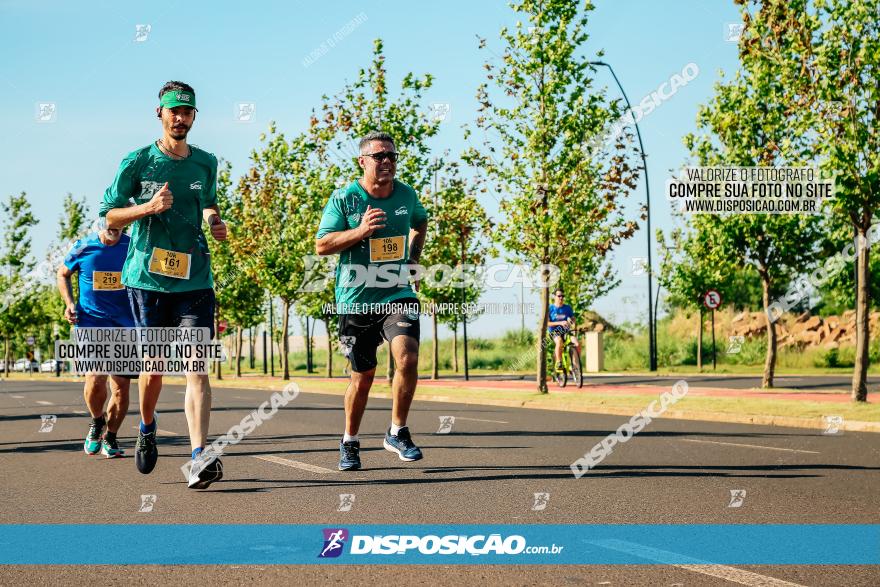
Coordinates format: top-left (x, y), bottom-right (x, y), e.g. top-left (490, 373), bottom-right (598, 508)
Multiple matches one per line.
top-left (588, 60), bottom-right (657, 371)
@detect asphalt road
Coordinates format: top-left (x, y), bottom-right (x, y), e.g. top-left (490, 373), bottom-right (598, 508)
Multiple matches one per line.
top-left (1, 379), bottom-right (878, 586)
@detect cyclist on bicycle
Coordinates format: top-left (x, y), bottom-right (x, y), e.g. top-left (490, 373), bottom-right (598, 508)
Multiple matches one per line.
top-left (548, 288), bottom-right (580, 371)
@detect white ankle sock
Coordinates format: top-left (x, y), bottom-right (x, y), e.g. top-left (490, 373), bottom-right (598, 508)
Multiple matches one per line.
top-left (390, 423), bottom-right (405, 436)
top-left (343, 433), bottom-right (358, 443)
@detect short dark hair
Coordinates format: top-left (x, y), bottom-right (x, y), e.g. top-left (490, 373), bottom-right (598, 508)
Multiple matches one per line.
top-left (359, 131), bottom-right (395, 153)
top-left (158, 80), bottom-right (195, 101)
top-left (555, 289), bottom-right (564, 295)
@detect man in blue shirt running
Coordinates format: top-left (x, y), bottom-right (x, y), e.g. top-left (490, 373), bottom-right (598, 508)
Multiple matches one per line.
top-left (56, 222), bottom-right (135, 459)
top-left (548, 288), bottom-right (581, 370)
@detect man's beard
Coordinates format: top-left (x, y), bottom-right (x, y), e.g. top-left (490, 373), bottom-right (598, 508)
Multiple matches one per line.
top-left (169, 124), bottom-right (190, 140)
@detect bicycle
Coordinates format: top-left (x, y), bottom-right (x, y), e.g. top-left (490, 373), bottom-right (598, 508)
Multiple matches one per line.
top-left (547, 327), bottom-right (583, 388)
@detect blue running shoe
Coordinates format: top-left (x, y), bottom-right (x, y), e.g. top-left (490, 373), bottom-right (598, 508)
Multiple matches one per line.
top-left (338, 440), bottom-right (361, 471)
top-left (83, 420), bottom-right (104, 455)
top-left (383, 427), bottom-right (423, 462)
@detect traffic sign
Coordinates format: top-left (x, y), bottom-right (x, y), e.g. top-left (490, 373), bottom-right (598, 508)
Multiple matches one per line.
top-left (218, 320), bottom-right (228, 334)
top-left (703, 289), bottom-right (722, 310)
top-left (26, 336), bottom-right (35, 346)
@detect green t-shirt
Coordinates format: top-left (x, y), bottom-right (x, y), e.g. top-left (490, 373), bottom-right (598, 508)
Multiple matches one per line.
top-left (316, 179), bottom-right (428, 310)
top-left (99, 143), bottom-right (218, 293)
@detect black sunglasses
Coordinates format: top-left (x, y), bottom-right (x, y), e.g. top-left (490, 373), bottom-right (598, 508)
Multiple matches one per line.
top-left (363, 151), bottom-right (399, 163)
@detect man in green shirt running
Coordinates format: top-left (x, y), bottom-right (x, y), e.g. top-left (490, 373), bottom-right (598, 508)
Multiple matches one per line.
top-left (316, 131), bottom-right (428, 471)
top-left (99, 81), bottom-right (228, 489)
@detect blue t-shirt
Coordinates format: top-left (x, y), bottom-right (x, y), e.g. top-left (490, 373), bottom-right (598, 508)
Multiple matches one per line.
top-left (64, 233), bottom-right (135, 323)
top-left (548, 303), bottom-right (574, 332)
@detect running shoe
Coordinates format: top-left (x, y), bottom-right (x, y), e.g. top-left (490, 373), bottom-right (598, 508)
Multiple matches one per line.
top-left (101, 437), bottom-right (125, 458)
top-left (83, 419), bottom-right (104, 455)
top-left (383, 427), bottom-right (423, 462)
top-left (135, 428), bottom-right (158, 474)
top-left (338, 440), bottom-right (361, 471)
top-left (187, 453), bottom-right (223, 489)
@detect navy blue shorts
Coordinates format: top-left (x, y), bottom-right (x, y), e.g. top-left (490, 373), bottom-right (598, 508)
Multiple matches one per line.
top-left (127, 287), bottom-right (215, 339)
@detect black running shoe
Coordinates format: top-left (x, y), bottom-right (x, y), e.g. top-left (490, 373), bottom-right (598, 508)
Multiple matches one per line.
top-left (135, 429), bottom-right (158, 474)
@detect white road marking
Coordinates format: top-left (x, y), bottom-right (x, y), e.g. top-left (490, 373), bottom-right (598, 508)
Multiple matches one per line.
top-left (589, 539), bottom-right (808, 587)
top-left (130, 426), bottom-right (179, 437)
top-left (73, 410), bottom-right (87, 414)
top-left (11, 395), bottom-right (24, 399)
top-left (35, 400), bottom-right (53, 405)
top-left (455, 416), bottom-right (509, 424)
top-left (253, 454), bottom-right (335, 474)
top-left (677, 438), bottom-right (819, 454)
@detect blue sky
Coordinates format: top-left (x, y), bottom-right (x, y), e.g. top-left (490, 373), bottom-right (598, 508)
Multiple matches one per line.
top-left (0, 0), bottom-right (744, 338)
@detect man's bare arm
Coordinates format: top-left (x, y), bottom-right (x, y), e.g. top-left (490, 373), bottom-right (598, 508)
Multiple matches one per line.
top-left (407, 221), bottom-right (427, 263)
top-left (56, 264), bottom-right (78, 324)
top-left (105, 182), bottom-right (173, 230)
top-left (316, 226), bottom-right (368, 256)
top-left (316, 205), bottom-right (387, 256)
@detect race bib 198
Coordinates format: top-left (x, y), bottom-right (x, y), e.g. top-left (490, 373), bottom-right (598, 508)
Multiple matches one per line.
top-left (148, 247), bottom-right (191, 280)
top-left (92, 271), bottom-right (123, 291)
top-left (369, 236), bottom-right (405, 263)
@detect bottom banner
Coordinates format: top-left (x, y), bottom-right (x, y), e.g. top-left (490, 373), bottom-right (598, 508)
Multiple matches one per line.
top-left (0, 524), bottom-right (877, 565)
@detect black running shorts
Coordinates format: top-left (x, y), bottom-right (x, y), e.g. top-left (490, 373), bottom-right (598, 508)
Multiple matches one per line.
top-left (338, 298), bottom-right (421, 373)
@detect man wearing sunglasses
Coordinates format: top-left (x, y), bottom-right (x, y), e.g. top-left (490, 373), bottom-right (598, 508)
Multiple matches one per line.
top-left (548, 288), bottom-right (580, 371)
top-left (57, 220), bottom-right (134, 459)
top-left (316, 131), bottom-right (428, 471)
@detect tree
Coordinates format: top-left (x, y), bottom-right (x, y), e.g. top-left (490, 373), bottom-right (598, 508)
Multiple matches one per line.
top-left (733, 0), bottom-right (880, 398)
top-left (212, 161), bottom-right (265, 377)
top-left (684, 62), bottom-right (825, 387)
top-left (657, 222), bottom-right (736, 370)
top-left (57, 193), bottom-right (89, 242)
top-left (464, 0), bottom-right (642, 392)
top-left (0, 193), bottom-right (39, 373)
top-left (420, 160), bottom-right (493, 379)
top-left (234, 129), bottom-right (326, 380)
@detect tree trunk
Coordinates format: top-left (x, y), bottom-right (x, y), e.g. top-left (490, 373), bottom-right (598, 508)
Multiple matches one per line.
top-left (852, 228), bottom-right (870, 401)
top-left (452, 321), bottom-right (459, 373)
top-left (281, 299), bottom-right (291, 380)
top-left (326, 320), bottom-right (333, 377)
top-left (235, 326), bottom-right (243, 378)
top-left (697, 309), bottom-right (703, 371)
top-left (536, 281), bottom-right (550, 394)
top-left (431, 308), bottom-right (439, 380)
top-left (760, 271), bottom-right (776, 389)
top-left (4, 336), bottom-right (8, 379)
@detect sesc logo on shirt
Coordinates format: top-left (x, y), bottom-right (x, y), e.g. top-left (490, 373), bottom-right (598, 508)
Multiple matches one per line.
top-left (190, 181), bottom-right (202, 191)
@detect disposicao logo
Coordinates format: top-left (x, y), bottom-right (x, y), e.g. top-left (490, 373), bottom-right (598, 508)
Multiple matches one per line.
top-left (318, 528), bottom-right (348, 558)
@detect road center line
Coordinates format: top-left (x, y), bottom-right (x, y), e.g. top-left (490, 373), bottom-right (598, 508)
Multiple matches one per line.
top-left (130, 426), bottom-right (179, 437)
top-left (455, 416), bottom-right (509, 424)
top-left (35, 400), bottom-right (53, 405)
top-left (588, 539), bottom-right (808, 587)
top-left (676, 438), bottom-right (820, 454)
top-left (253, 454), bottom-right (335, 474)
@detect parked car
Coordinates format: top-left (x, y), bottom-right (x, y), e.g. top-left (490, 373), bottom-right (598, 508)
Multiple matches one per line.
top-left (13, 358), bottom-right (39, 373)
top-left (40, 359), bottom-right (67, 373)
